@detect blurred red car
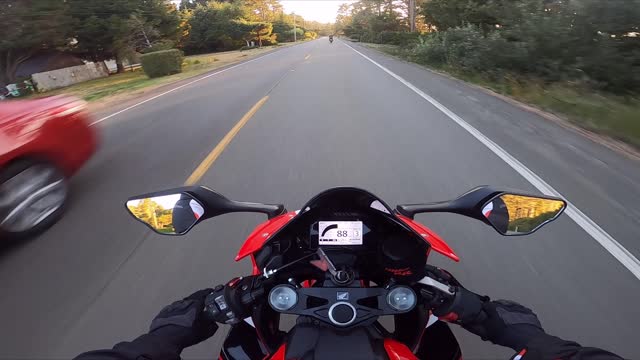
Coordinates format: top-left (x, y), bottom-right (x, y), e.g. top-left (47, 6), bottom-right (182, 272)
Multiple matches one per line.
top-left (0, 96), bottom-right (97, 239)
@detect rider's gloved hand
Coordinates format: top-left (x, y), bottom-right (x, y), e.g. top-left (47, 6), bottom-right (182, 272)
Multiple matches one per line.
top-left (419, 265), bottom-right (488, 324)
top-left (204, 276), bottom-right (265, 324)
top-left (465, 300), bottom-right (545, 351)
top-left (418, 265), bottom-right (545, 351)
top-left (149, 288), bottom-right (218, 351)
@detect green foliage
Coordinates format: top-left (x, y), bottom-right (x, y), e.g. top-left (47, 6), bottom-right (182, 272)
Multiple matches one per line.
top-left (180, 0), bottom-right (326, 52)
top-left (410, 0), bottom-right (640, 94)
top-left (376, 31), bottom-right (420, 46)
top-left (338, 0), bottom-right (409, 41)
top-left (272, 21), bottom-right (303, 42)
top-left (68, 0), bottom-right (179, 62)
top-left (441, 25), bottom-right (489, 71)
top-left (411, 33), bottom-right (446, 64)
top-left (244, 0), bottom-right (283, 23)
top-left (421, 0), bottom-right (524, 32)
top-left (140, 49), bottom-right (184, 78)
top-left (142, 40), bottom-right (176, 54)
top-left (179, 0), bottom-right (208, 11)
top-left (0, 0), bottom-right (73, 84)
top-left (181, 2), bottom-right (250, 53)
top-left (304, 21), bottom-right (334, 37)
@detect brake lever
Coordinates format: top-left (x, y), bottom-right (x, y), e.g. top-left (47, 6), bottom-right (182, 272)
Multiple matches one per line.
top-left (417, 276), bottom-right (455, 296)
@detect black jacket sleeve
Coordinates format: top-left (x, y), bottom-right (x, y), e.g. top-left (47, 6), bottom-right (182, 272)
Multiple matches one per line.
top-left (73, 333), bottom-right (181, 360)
top-left (513, 333), bottom-right (623, 360)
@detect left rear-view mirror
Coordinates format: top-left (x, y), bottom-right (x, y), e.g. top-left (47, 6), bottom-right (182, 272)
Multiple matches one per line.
top-left (126, 192), bottom-right (204, 235)
top-left (481, 194), bottom-right (566, 236)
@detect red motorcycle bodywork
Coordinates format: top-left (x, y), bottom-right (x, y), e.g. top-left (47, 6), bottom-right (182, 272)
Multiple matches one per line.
top-left (235, 211), bottom-right (459, 275)
top-left (395, 215), bottom-right (460, 262)
top-left (229, 207), bottom-right (461, 359)
top-left (266, 344), bottom-right (286, 360)
top-left (384, 339), bottom-right (419, 360)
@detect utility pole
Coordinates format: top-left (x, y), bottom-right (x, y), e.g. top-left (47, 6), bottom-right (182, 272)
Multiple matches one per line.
top-left (409, 0), bottom-right (416, 32)
top-left (293, 12), bottom-right (297, 42)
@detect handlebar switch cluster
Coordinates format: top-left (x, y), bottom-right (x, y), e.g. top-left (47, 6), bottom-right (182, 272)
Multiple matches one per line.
top-left (204, 290), bottom-right (237, 324)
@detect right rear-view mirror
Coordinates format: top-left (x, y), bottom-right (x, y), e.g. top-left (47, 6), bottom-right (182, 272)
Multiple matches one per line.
top-left (481, 194), bottom-right (566, 236)
top-left (396, 186), bottom-right (567, 236)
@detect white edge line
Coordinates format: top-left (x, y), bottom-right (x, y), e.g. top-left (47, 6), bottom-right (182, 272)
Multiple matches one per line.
top-left (89, 49), bottom-right (281, 126)
top-left (342, 41), bottom-right (640, 281)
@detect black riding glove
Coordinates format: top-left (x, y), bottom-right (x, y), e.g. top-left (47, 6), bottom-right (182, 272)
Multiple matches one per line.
top-left (204, 276), bottom-right (265, 324)
top-left (149, 288), bottom-right (218, 351)
top-left (465, 300), bottom-right (544, 351)
top-left (419, 265), bottom-right (489, 324)
top-left (419, 266), bottom-right (544, 351)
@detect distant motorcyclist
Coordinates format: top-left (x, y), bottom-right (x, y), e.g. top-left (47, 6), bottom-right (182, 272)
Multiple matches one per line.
top-left (329, 35), bottom-right (334, 43)
top-left (172, 196), bottom-right (204, 234)
top-left (74, 267), bottom-right (622, 360)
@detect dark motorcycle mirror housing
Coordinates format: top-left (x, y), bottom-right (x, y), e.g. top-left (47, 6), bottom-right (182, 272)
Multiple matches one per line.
top-left (396, 186), bottom-right (567, 236)
top-left (125, 186), bottom-right (286, 236)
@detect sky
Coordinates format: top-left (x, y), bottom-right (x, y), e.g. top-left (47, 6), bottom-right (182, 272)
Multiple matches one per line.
top-left (280, 1), bottom-right (351, 23)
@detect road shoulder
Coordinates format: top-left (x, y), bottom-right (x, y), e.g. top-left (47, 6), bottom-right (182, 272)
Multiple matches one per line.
top-left (87, 43), bottom-right (301, 120)
top-left (359, 42), bottom-right (640, 161)
top-left (346, 40), bottom-right (640, 261)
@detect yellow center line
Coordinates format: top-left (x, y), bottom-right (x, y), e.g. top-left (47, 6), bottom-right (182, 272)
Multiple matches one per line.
top-left (305, 54), bottom-right (311, 60)
top-left (185, 95), bottom-right (269, 185)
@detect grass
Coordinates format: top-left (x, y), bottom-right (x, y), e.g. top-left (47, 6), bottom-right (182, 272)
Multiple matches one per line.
top-left (363, 43), bottom-right (640, 149)
top-left (26, 45), bottom-right (289, 104)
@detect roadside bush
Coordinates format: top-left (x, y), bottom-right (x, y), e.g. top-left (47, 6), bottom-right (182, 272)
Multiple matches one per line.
top-left (360, 31), bottom-right (376, 43)
top-left (376, 31), bottom-right (420, 46)
top-left (411, 33), bottom-right (446, 65)
top-left (482, 31), bottom-right (530, 74)
top-left (140, 49), bottom-right (184, 78)
top-left (442, 25), bottom-right (490, 71)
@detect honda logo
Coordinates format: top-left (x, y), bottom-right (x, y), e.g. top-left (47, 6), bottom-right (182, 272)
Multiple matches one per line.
top-left (337, 292), bottom-right (349, 300)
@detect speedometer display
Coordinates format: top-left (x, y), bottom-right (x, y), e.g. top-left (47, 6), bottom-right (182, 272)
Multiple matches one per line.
top-left (318, 221), bottom-right (363, 245)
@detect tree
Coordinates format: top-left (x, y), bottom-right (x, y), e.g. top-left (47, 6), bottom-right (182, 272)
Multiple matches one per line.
top-left (179, 0), bottom-right (208, 11)
top-left (67, 0), bottom-right (135, 72)
top-left (244, 0), bottom-right (283, 22)
top-left (182, 1), bottom-right (249, 53)
top-left (272, 21), bottom-right (295, 42)
top-left (68, 0), bottom-right (179, 73)
top-left (226, 19), bottom-right (277, 47)
top-left (336, 0), bottom-right (407, 40)
top-left (304, 21), bottom-right (333, 36)
top-left (0, 0), bottom-right (72, 85)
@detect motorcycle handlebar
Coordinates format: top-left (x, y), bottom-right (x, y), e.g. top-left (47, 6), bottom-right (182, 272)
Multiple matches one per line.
top-left (203, 268), bottom-right (461, 325)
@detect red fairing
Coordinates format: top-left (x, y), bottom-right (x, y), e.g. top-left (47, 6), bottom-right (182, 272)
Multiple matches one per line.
top-left (384, 339), bottom-right (418, 360)
top-left (236, 211), bottom-right (297, 261)
top-left (266, 344), bottom-right (286, 360)
top-left (396, 214), bottom-right (460, 262)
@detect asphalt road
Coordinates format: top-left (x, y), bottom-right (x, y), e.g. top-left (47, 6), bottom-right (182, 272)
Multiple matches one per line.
top-left (1, 38), bottom-right (639, 359)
